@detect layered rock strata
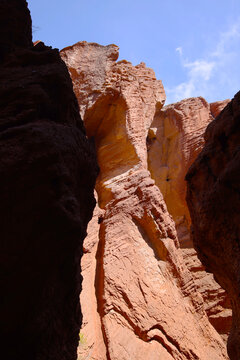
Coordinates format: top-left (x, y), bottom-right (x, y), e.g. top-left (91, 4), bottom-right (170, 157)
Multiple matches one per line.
top-left (61, 42), bottom-right (228, 359)
top-left (186, 91), bottom-right (240, 360)
top-left (147, 97), bottom-right (232, 340)
top-left (0, 3), bottom-right (98, 360)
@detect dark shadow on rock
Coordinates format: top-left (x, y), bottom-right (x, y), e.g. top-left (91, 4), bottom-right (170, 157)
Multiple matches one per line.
top-left (0, 1), bottom-right (98, 359)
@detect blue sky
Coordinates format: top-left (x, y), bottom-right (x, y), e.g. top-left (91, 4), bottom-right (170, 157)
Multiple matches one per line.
top-left (28, 0), bottom-right (240, 104)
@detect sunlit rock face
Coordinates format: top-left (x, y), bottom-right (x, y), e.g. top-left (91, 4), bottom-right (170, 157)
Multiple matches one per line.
top-left (0, 3), bottom-right (98, 359)
top-left (210, 99), bottom-right (231, 118)
top-left (148, 97), bottom-right (230, 247)
top-left (186, 91), bottom-right (240, 360)
top-left (147, 97), bottom-right (232, 340)
top-left (61, 42), bottom-right (228, 360)
top-left (148, 97), bottom-right (212, 248)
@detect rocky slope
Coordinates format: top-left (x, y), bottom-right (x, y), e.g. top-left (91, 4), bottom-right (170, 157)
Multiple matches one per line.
top-left (0, 3), bottom-right (98, 360)
top-left (186, 91), bottom-right (240, 360)
top-left (61, 42), bottom-right (228, 359)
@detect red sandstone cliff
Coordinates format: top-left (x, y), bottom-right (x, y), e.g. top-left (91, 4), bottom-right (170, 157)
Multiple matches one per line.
top-left (186, 91), bottom-right (240, 360)
top-left (61, 42), bottom-right (229, 359)
top-left (0, 3), bottom-right (98, 360)
top-left (148, 97), bottom-right (232, 341)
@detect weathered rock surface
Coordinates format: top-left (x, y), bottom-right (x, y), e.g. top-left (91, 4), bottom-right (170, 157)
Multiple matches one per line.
top-left (210, 99), bottom-right (231, 119)
top-left (0, 3), bottom-right (98, 360)
top-left (62, 42), bottom-right (228, 359)
top-left (182, 248), bottom-right (232, 342)
top-left (186, 91), bottom-right (240, 360)
top-left (148, 97), bottom-right (213, 247)
top-left (147, 97), bottom-right (232, 340)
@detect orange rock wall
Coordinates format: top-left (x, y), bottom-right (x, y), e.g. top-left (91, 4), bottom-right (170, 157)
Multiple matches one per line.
top-left (148, 97), bottom-right (231, 340)
top-left (61, 42), bottom-right (229, 360)
top-left (148, 97), bottom-right (212, 247)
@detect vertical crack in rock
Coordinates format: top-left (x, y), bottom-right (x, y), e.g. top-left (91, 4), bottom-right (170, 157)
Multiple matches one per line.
top-left (77, 200), bottom-right (106, 360)
top-left (94, 220), bottom-right (111, 360)
top-left (132, 218), bottom-right (167, 262)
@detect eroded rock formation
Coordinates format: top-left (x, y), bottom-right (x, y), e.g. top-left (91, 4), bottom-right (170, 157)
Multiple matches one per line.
top-left (186, 91), bottom-right (240, 360)
top-left (147, 97), bottom-right (232, 340)
top-left (210, 99), bottom-right (231, 119)
top-left (148, 97), bottom-right (213, 247)
top-left (0, 2), bottom-right (98, 360)
top-left (61, 42), bottom-right (228, 359)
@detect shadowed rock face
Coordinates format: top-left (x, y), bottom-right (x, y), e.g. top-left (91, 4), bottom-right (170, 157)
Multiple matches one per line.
top-left (0, 0), bottom-right (32, 62)
top-left (186, 91), bottom-right (240, 360)
top-left (62, 42), bottom-right (228, 360)
top-left (0, 2), bottom-right (98, 360)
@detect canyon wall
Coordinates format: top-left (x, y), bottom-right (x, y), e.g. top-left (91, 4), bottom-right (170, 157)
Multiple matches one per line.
top-left (148, 97), bottom-right (232, 341)
top-left (0, 3), bottom-right (98, 360)
top-left (61, 42), bottom-right (229, 359)
top-left (186, 91), bottom-right (240, 360)
top-left (148, 97), bottom-right (230, 247)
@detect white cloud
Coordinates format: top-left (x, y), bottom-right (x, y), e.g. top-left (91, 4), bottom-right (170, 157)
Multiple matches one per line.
top-left (184, 60), bottom-right (215, 81)
top-left (166, 50), bottom-right (216, 103)
top-left (212, 22), bottom-right (240, 58)
top-left (166, 20), bottom-right (240, 104)
top-left (175, 46), bottom-right (182, 56)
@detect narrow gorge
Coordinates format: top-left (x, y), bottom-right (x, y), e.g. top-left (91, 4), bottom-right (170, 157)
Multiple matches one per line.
top-left (61, 42), bottom-right (233, 360)
top-left (1, 2), bottom-right (239, 359)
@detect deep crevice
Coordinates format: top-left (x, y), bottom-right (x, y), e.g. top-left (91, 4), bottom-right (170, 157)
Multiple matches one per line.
top-left (94, 220), bottom-right (111, 360)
